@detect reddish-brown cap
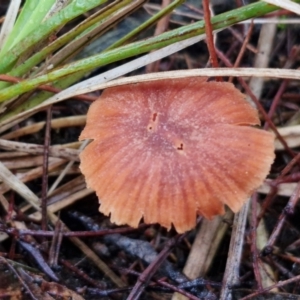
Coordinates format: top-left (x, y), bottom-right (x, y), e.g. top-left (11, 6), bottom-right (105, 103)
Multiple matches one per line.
top-left (79, 77), bottom-right (275, 233)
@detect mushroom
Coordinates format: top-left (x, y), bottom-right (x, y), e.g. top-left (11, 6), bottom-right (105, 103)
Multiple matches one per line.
top-left (79, 77), bottom-right (275, 233)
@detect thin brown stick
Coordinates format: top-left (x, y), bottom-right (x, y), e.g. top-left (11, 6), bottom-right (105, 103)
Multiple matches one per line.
top-left (127, 234), bottom-right (186, 300)
top-left (117, 267), bottom-right (203, 300)
top-left (41, 108), bottom-right (52, 232)
top-left (60, 258), bottom-right (105, 288)
top-left (240, 270), bottom-right (300, 300)
top-left (227, 27), bottom-right (257, 54)
top-left (250, 193), bottom-right (263, 290)
top-left (263, 181), bottom-right (300, 254)
top-left (220, 202), bottom-right (250, 300)
top-left (229, 22), bottom-right (254, 82)
top-left (263, 46), bottom-right (300, 130)
top-left (203, 0), bottom-right (221, 81)
top-left (258, 153), bottom-right (300, 224)
top-left (264, 80), bottom-right (289, 130)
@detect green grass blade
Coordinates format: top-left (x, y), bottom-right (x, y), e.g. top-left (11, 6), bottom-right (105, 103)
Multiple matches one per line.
top-left (0, 0), bottom-right (108, 73)
top-left (1, 0), bottom-right (56, 54)
top-left (0, 0), bottom-right (22, 52)
top-left (106, 0), bottom-right (186, 51)
top-left (0, 0), bottom-right (138, 90)
top-left (1, 72), bottom-right (86, 121)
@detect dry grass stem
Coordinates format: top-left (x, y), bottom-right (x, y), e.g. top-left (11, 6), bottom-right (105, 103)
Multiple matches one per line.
top-left (258, 181), bottom-right (298, 197)
top-left (0, 158), bottom-right (66, 194)
top-left (2, 155), bottom-right (47, 170)
top-left (48, 139), bottom-right (89, 195)
top-left (255, 206), bottom-right (278, 291)
top-left (0, 139), bottom-right (80, 161)
top-left (246, 21), bottom-right (277, 103)
top-left (0, 161), bottom-right (41, 211)
top-left (220, 201), bottom-right (250, 300)
top-left (274, 125), bottom-right (300, 150)
top-left (263, 0), bottom-right (300, 15)
top-left (30, 188), bottom-right (93, 221)
top-left (47, 175), bottom-right (86, 204)
top-left (1, 115), bottom-right (86, 140)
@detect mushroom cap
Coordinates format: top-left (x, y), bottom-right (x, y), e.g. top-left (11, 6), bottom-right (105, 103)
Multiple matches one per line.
top-left (79, 77), bottom-right (275, 233)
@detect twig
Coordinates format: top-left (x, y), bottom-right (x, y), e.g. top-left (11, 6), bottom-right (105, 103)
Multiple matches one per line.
top-left (18, 240), bottom-right (59, 281)
top-left (48, 140), bottom-right (89, 195)
top-left (240, 271), bottom-right (300, 299)
top-left (219, 201), bottom-right (250, 300)
top-left (258, 153), bottom-right (300, 223)
top-left (60, 258), bottom-right (105, 288)
top-left (250, 193), bottom-right (263, 290)
top-left (227, 27), bottom-right (257, 53)
top-left (263, 181), bottom-right (300, 254)
top-left (228, 22), bottom-right (254, 82)
top-left (202, 0), bottom-right (221, 81)
top-left (264, 46), bottom-right (300, 130)
top-left (41, 107), bottom-right (52, 232)
top-left (127, 233), bottom-right (186, 300)
top-left (118, 267), bottom-right (203, 300)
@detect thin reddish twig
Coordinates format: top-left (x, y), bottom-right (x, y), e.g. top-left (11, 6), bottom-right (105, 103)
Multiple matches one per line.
top-left (264, 46), bottom-right (300, 130)
top-left (117, 267), bottom-right (209, 300)
top-left (276, 172), bottom-right (300, 184)
top-left (127, 233), bottom-right (186, 300)
top-left (264, 80), bottom-right (289, 130)
top-left (263, 181), bottom-right (300, 254)
top-left (8, 235), bottom-right (17, 260)
top-left (258, 153), bottom-right (300, 223)
top-left (241, 256), bottom-right (299, 300)
top-left (265, 256), bottom-right (294, 281)
top-left (227, 27), bottom-right (257, 54)
top-left (203, 0), bottom-right (222, 81)
top-left (60, 258), bottom-right (105, 288)
top-left (229, 22), bottom-right (254, 83)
